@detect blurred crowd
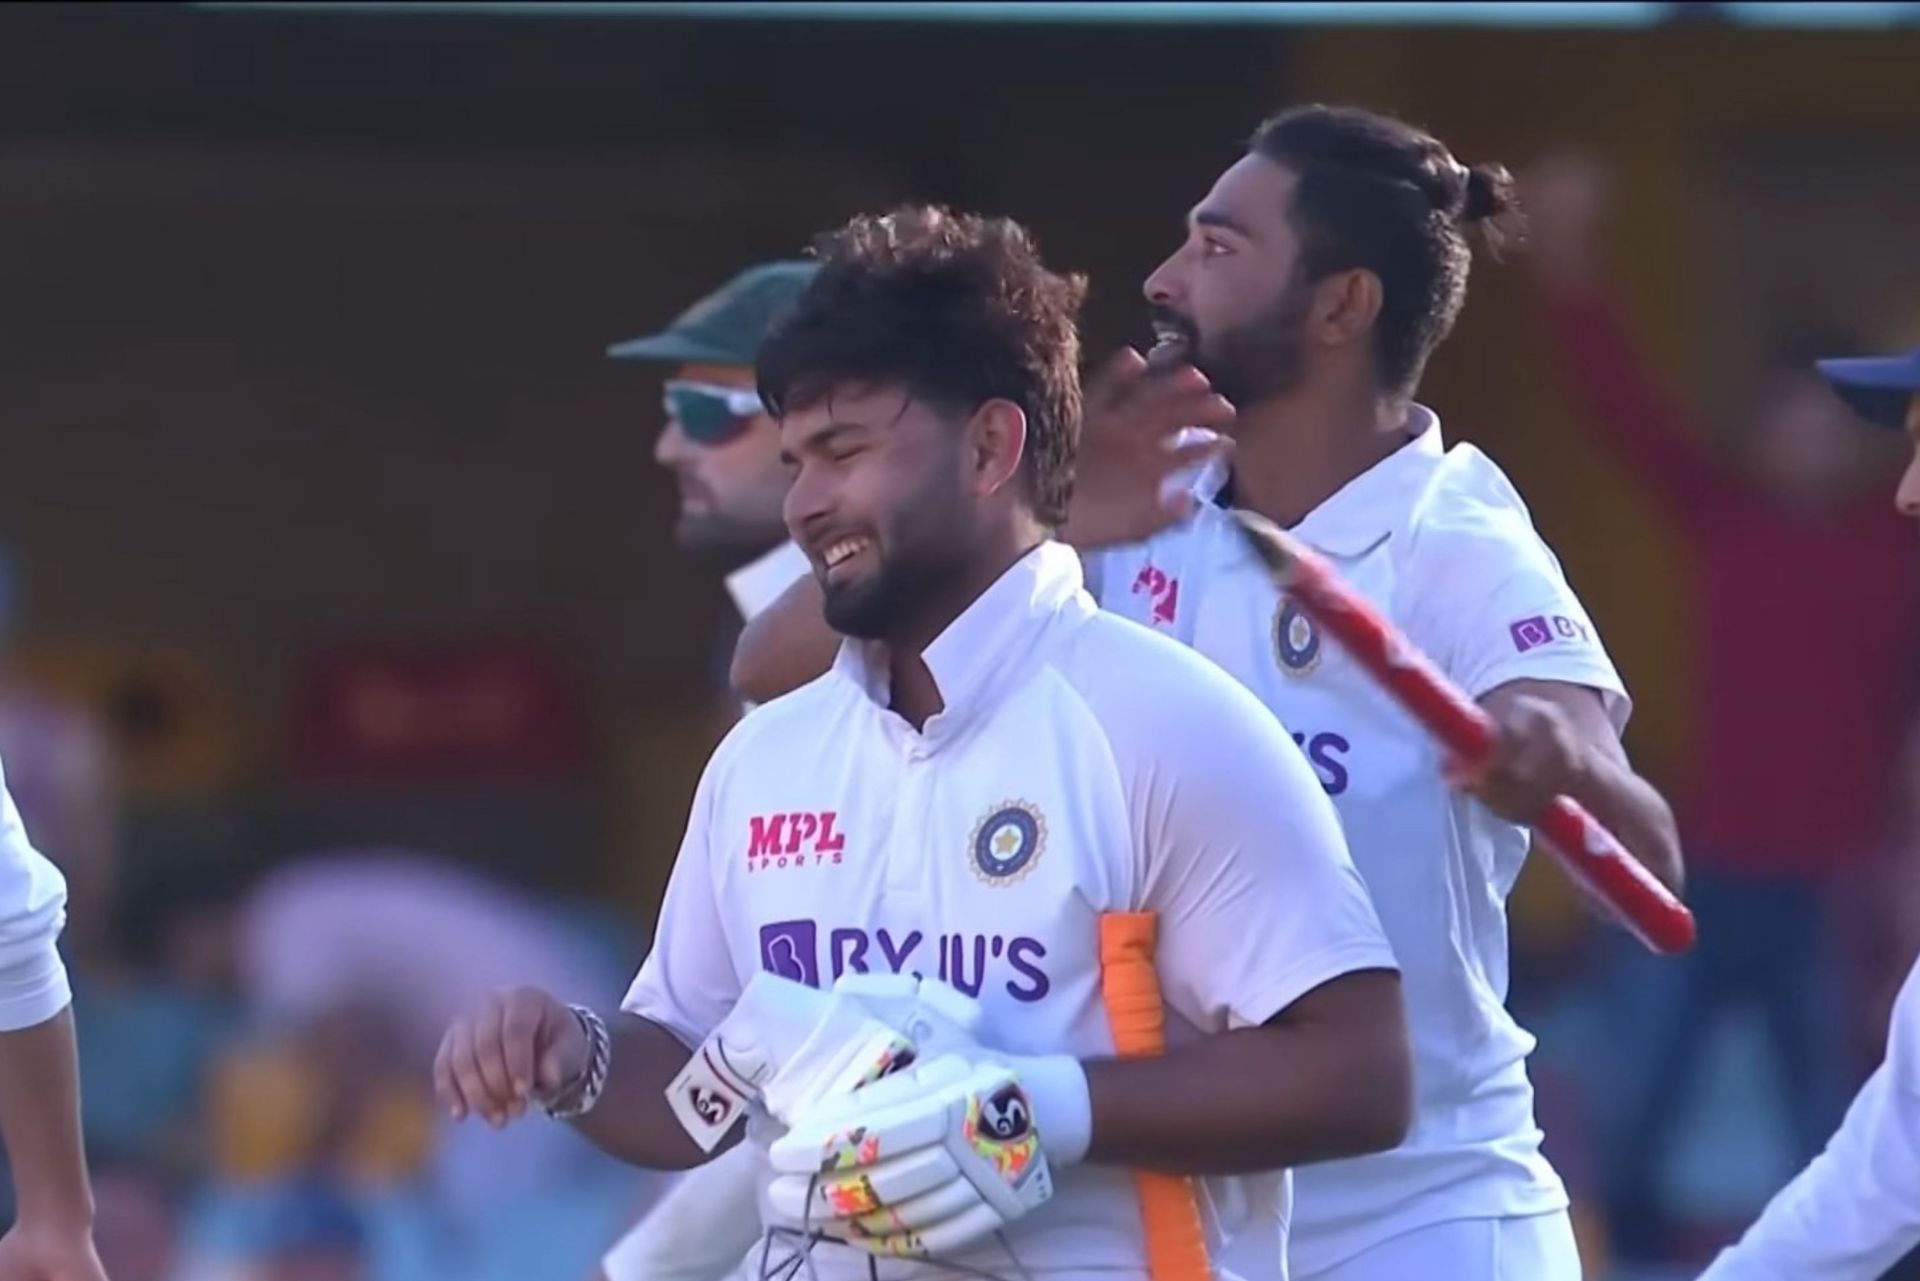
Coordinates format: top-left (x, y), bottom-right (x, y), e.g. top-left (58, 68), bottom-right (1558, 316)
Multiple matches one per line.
top-left (0, 685), bottom-right (656, 1281)
top-left (0, 142), bottom-right (1913, 1281)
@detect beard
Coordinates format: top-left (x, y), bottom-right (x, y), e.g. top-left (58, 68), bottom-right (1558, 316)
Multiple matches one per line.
top-left (1186, 279), bottom-right (1315, 409)
top-left (819, 484), bottom-right (976, 643)
top-left (675, 509), bottom-right (788, 558)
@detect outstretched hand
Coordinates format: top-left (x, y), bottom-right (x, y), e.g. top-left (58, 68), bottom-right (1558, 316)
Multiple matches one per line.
top-left (1060, 347), bottom-right (1235, 550)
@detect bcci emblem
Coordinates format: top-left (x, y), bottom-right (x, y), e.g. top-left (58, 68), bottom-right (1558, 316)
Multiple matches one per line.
top-left (1273, 598), bottom-right (1322, 676)
top-left (970, 801), bottom-right (1046, 886)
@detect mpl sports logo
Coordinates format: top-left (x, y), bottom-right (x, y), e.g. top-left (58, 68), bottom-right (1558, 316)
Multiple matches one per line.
top-left (1509, 614), bottom-right (1592, 654)
top-left (745, 810), bottom-right (846, 873)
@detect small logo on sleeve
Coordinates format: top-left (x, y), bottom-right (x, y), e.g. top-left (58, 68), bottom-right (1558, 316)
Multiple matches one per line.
top-left (1509, 614), bottom-right (1592, 653)
top-left (1129, 565), bottom-right (1180, 627)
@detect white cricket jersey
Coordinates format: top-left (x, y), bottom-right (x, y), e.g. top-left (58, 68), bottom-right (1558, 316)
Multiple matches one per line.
top-left (726, 540), bottom-right (812, 622)
top-left (1089, 408), bottom-right (1629, 1276)
top-left (0, 752), bottom-right (72, 1032)
top-left (625, 542), bottom-right (1397, 1281)
top-left (1698, 954), bottom-right (1920, 1281)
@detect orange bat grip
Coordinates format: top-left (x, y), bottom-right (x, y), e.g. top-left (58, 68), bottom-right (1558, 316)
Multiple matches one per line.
top-left (1099, 912), bottom-right (1215, 1281)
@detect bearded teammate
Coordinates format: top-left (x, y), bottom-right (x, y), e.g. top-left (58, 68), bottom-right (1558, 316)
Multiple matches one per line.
top-left (732, 106), bottom-right (1685, 1281)
top-left (1693, 348), bottom-right (1920, 1281)
top-left (0, 753), bottom-right (107, 1281)
top-left (613, 260), bottom-right (819, 626)
top-left (435, 205), bottom-right (1413, 1280)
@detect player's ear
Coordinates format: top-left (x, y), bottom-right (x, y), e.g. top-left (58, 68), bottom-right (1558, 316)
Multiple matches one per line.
top-left (966, 399), bottom-right (1029, 500)
top-left (1312, 268), bottom-right (1382, 352)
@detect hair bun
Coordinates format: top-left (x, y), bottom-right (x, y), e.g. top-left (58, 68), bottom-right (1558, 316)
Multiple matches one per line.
top-left (1460, 162), bottom-right (1515, 224)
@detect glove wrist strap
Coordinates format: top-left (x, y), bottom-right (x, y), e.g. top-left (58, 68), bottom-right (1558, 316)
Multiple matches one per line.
top-left (1005, 1053), bottom-right (1092, 1165)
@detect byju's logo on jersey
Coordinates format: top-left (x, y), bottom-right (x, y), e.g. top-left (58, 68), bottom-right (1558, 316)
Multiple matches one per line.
top-left (756, 919), bottom-right (1052, 1001)
top-left (970, 801), bottom-right (1046, 885)
top-left (1273, 599), bottom-right (1322, 676)
top-left (1509, 614), bottom-right (1591, 654)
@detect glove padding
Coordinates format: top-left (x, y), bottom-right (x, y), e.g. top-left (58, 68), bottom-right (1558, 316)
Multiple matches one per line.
top-left (665, 972), bottom-right (989, 1152)
top-left (666, 972), bottom-right (917, 1151)
top-left (764, 1052), bottom-right (1054, 1258)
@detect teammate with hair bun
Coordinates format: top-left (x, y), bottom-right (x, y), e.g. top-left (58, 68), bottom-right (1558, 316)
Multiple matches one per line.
top-left (735, 105), bottom-right (1686, 1281)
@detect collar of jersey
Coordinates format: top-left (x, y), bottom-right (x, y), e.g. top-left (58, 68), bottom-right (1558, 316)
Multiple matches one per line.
top-left (831, 541), bottom-right (1082, 746)
top-left (1280, 404), bottom-right (1444, 557)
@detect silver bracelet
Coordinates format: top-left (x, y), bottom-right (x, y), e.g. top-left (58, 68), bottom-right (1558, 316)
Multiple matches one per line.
top-left (540, 1004), bottom-right (611, 1121)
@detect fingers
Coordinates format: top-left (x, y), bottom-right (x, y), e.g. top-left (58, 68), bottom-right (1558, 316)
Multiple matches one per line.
top-left (1166, 435), bottom-right (1233, 474)
top-left (435, 1019), bottom-right (478, 1122)
top-left (436, 991), bottom-right (548, 1127)
top-left (764, 1146), bottom-right (960, 1225)
top-left (1085, 346), bottom-right (1235, 439)
top-left (862, 1200), bottom-right (1005, 1258)
top-left (466, 1000), bottom-right (517, 1125)
top-left (1084, 346), bottom-right (1147, 411)
top-left (500, 994), bottom-right (544, 1111)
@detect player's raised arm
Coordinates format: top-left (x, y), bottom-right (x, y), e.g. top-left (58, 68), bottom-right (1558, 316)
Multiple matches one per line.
top-left (1469, 678), bottom-right (1684, 894)
top-left (1405, 502), bottom-right (1686, 899)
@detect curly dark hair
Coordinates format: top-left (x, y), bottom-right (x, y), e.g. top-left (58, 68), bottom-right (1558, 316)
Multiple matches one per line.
top-left (1250, 104), bottom-right (1525, 397)
top-left (757, 205), bottom-right (1087, 527)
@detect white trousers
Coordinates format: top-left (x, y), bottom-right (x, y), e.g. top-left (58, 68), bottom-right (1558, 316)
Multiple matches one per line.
top-left (1292, 1212), bottom-right (1582, 1281)
top-left (600, 1144), bottom-right (763, 1281)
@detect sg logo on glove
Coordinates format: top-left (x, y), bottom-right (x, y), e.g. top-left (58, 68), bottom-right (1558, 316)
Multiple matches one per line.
top-left (976, 1085), bottom-right (1031, 1143)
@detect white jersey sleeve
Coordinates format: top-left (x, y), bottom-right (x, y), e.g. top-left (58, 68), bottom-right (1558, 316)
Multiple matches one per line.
top-left (1402, 492), bottom-right (1630, 733)
top-left (622, 748), bottom-right (743, 1047)
top-left (1698, 957), bottom-right (1920, 1281)
top-left (1074, 623), bottom-right (1397, 1031)
top-left (0, 754), bottom-right (72, 1032)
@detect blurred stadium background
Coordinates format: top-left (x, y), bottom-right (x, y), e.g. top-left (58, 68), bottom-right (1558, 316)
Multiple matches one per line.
top-left (2, 3), bottom-right (1918, 1278)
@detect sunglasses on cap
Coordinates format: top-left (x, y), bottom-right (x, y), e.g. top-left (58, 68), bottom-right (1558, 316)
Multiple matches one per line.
top-left (664, 380), bottom-right (767, 446)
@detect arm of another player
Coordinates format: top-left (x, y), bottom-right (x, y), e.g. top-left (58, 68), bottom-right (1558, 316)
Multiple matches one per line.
top-left (1696, 956), bottom-right (1920, 1281)
top-left (1408, 506), bottom-right (1685, 898)
top-left (730, 572), bottom-right (837, 706)
top-left (1081, 659), bottom-right (1411, 1176)
top-left (1463, 678), bottom-right (1685, 894)
top-left (0, 775), bottom-right (106, 1281)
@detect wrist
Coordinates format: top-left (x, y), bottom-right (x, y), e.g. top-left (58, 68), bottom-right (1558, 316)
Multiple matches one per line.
top-left (11, 1191), bottom-right (95, 1236)
top-left (1004, 1053), bottom-right (1091, 1165)
top-left (539, 1005), bottom-right (610, 1120)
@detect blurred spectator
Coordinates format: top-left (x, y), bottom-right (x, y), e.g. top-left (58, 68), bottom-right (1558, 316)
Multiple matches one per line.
top-left (175, 850), bottom-right (642, 1281)
top-left (1524, 151), bottom-right (1920, 1261)
top-left (91, 1164), bottom-right (179, 1281)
